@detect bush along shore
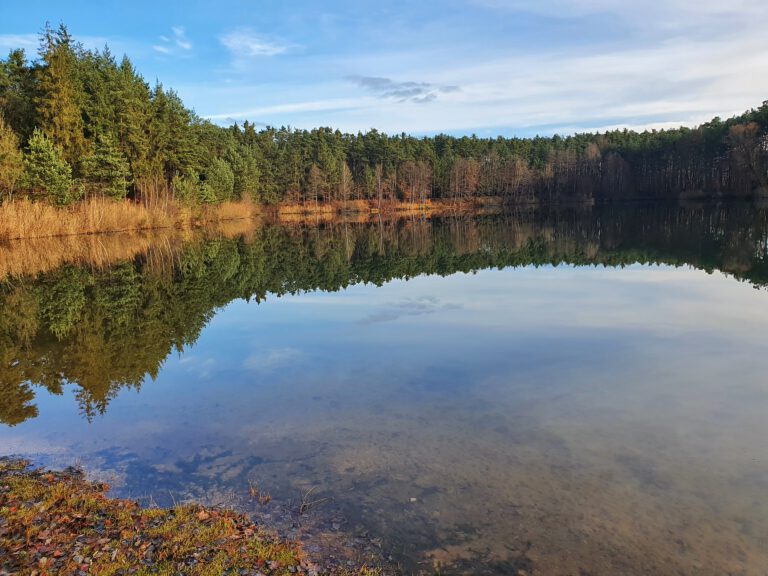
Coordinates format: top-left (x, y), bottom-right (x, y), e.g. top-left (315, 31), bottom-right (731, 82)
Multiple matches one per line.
top-left (0, 459), bottom-right (382, 576)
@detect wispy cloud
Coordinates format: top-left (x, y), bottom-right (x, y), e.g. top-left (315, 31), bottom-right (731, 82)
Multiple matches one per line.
top-left (0, 34), bottom-right (37, 51)
top-left (243, 347), bottom-right (303, 373)
top-left (219, 29), bottom-right (288, 58)
top-left (180, 0), bottom-right (768, 136)
top-left (473, 0), bottom-right (767, 19)
top-left (153, 25), bottom-right (192, 56)
top-left (177, 355), bottom-right (217, 379)
top-left (0, 33), bottom-right (111, 54)
top-left (361, 296), bottom-right (461, 325)
top-left (348, 75), bottom-right (460, 104)
top-left (171, 26), bottom-right (192, 50)
top-left (205, 97), bottom-right (369, 122)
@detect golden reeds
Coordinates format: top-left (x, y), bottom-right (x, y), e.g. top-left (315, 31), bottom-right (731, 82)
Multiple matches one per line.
top-left (0, 198), bottom-right (259, 242)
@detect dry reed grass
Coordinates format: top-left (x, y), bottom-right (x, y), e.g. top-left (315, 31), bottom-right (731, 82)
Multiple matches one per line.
top-left (0, 198), bottom-right (262, 279)
top-left (277, 201), bottom-right (337, 216)
top-left (0, 219), bottom-right (263, 281)
top-left (337, 199), bottom-right (371, 213)
top-left (277, 210), bottom-right (337, 224)
top-left (206, 198), bottom-right (259, 222)
top-left (0, 233), bottom-right (165, 280)
top-left (0, 198), bottom-right (259, 242)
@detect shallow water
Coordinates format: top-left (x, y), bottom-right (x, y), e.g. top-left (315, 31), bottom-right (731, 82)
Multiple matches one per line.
top-left (2, 204), bottom-right (768, 575)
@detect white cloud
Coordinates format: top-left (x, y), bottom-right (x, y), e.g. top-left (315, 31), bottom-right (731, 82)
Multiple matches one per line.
top-left (0, 34), bottom-right (37, 51)
top-left (153, 25), bottom-right (192, 56)
top-left (188, 0), bottom-right (768, 136)
top-left (474, 0), bottom-right (768, 23)
top-left (205, 97), bottom-right (372, 121)
top-left (0, 33), bottom-right (111, 55)
top-left (172, 26), bottom-right (192, 50)
top-left (219, 29), bottom-right (288, 58)
top-left (243, 348), bottom-right (303, 373)
top-left (203, 29), bottom-right (768, 135)
top-left (177, 355), bottom-right (217, 379)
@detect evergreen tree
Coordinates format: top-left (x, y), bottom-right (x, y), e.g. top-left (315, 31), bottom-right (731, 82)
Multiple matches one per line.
top-left (205, 157), bottom-right (235, 202)
top-left (81, 133), bottom-right (131, 199)
top-left (23, 128), bottom-right (78, 205)
top-left (79, 47), bottom-right (120, 142)
top-left (228, 148), bottom-right (260, 200)
top-left (36, 23), bottom-right (87, 166)
top-left (0, 49), bottom-right (37, 142)
top-left (114, 56), bottom-right (151, 180)
top-left (171, 171), bottom-right (202, 205)
top-left (147, 84), bottom-right (196, 181)
top-left (0, 115), bottom-right (23, 201)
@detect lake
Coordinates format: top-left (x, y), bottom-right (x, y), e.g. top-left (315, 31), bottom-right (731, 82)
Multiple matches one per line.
top-left (1, 203), bottom-right (768, 575)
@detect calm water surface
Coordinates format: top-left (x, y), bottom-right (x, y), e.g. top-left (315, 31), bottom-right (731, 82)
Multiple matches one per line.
top-left (2, 204), bottom-right (768, 575)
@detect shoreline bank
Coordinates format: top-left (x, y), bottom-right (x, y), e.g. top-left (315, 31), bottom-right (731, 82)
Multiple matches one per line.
top-left (0, 197), bottom-right (507, 242)
top-left (0, 458), bottom-right (384, 576)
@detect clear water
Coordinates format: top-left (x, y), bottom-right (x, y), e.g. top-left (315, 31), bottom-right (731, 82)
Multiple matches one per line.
top-left (2, 204), bottom-right (768, 575)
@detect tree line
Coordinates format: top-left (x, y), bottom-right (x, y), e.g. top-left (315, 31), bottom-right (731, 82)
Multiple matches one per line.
top-left (1, 24), bottom-right (768, 208)
top-left (2, 203), bottom-right (768, 426)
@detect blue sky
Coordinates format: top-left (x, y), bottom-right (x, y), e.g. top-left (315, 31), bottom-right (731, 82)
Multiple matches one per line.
top-left (2, 0), bottom-right (768, 137)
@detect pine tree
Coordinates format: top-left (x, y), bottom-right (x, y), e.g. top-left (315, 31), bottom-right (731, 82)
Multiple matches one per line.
top-left (23, 128), bottom-right (78, 205)
top-left (36, 23), bottom-right (87, 166)
top-left (205, 157), bottom-right (235, 202)
top-left (114, 56), bottom-right (151, 179)
top-left (307, 163), bottom-right (326, 206)
top-left (79, 47), bottom-right (120, 142)
top-left (229, 147), bottom-right (260, 200)
top-left (148, 84), bottom-right (196, 181)
top-left (0, 115), bottom-right (23, 201)
top-left (81, 133), bottom-right (132, 199)
top-left (0, 49), bottom-right (37, 142)
top-left (171, 171), bottom-right (201, 204)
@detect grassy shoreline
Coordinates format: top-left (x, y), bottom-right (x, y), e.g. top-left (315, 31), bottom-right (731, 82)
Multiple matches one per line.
top-left (0, 458), bottom-right (381, 576)
top-left (0, 197), bottom-right (510, 242)
top-left (0, 198), bottom-right (261, 242)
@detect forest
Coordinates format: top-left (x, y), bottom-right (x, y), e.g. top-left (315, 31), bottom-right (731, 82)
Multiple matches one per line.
top-left (2, 203), bottom-right (768, 426)
top-left (1, 24), bottom-right (768, 212)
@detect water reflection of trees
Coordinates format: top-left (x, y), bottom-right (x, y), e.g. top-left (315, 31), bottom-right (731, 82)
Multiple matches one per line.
top-left (2, 204), bottom-right (767, 425)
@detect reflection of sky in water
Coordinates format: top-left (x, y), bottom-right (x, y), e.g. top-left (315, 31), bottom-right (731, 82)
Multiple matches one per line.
top-left (3, 263), bottom-right (768, 574)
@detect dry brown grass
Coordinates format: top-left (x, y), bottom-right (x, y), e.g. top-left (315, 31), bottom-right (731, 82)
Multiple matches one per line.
top-left (0, 222), bottom-right (265, 281)
top-left (271, 198), bottom-right (499, 225)
top-left (0, 198), bottom-right (169, 241)
top-left (0, 233), bottom-right (161, 280)
top-left (277, 211), bottom-right (336, 224)
top-left (337, 199), bottom-right (371, 213)
top-left (277, 201), bottom-right (337, 216)
top-left (0, 198), bottom-right (259, 242)
top-left (387, 200), bottom-right (433, 213)
top-left (205, 198), bottom-right (260, 222)
top-left (0, 200), bottom-right (263, 280)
